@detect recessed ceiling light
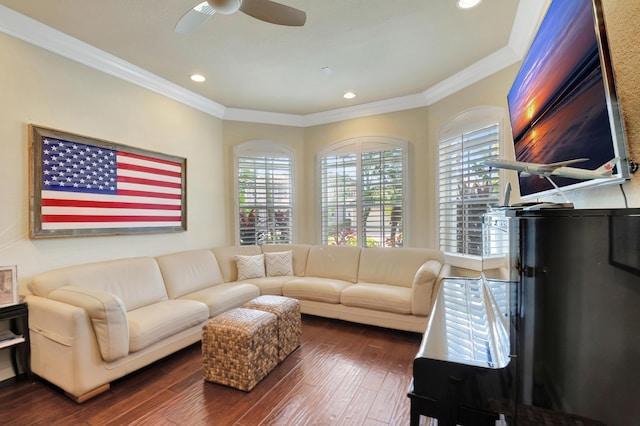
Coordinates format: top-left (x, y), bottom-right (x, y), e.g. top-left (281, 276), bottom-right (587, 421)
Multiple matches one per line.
top-left (457, 0), bottom-right (481, 9)
top-left (190, 74), bottom-right (206, 83)
top-left (344, 92), bottom-right (356, 99)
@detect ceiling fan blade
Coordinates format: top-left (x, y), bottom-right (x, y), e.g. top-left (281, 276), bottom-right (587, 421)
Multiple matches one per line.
top-left (240, 0), bottom-right (306, 26)
top-left (175, 2), bottom-right (216, 34)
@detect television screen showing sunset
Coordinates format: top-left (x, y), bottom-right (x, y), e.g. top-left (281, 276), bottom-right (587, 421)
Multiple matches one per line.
top-left (507, 0), bottom-right (617, 196)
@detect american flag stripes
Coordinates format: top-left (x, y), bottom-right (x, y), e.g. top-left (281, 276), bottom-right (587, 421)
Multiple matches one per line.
top-left (31, 129), bottom-right (186, 237)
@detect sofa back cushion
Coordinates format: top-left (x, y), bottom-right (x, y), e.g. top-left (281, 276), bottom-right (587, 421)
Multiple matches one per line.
top-left (261, 244), bottom-right (311, 277)
top-left (156, 249), bottom-right (225, 299)
top-left (211, 246), bottom-right (262, 282)
top-left (304, 245), bottom-right (361, 283)
top-left (358, 248), bottom-right (445, 288)
top-left (28, 257), bottom-right (168, 311)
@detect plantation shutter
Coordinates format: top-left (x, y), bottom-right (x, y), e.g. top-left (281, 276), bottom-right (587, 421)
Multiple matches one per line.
top-left (438, 124), bottom-right (500, 256)
top-left (320, 138), bottom-right (406, 247)
top-left (320, 154), bottom-right (358, 245)
top-left (237, 153), bottom-right (293, 245)
top-left (360, 148), bottom-right (403, 247)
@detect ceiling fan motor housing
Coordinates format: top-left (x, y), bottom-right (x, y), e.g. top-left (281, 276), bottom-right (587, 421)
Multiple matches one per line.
top-left (207, 0), bottom-right (242, 14)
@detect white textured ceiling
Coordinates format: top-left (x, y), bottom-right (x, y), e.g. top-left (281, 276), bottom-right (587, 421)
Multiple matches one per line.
top-left (0, 0), bottom-right (545, 120)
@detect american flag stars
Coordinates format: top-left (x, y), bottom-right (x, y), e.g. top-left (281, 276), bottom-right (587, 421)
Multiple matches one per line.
top-left (42, 138), bottom-right (118, 194)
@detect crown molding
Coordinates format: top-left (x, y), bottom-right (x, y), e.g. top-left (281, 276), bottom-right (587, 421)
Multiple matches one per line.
top-left (0, 2), bottom-right (544, 127)
top-left (508, 0), bottom-right (550, 58)
top-left (0, 5), bottom-right (226, 118)
top-left (223, 108), bottom-right (307, 127)
top-left (224, 93), bottom-right (428, 127)
top-left (423, 45), bottom-right (520, 105)
top-left (302, 93), bottom-right (429, 127)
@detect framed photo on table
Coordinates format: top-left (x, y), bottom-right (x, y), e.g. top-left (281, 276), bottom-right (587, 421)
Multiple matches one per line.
top-left (0, 265), bottom-right (18, 307)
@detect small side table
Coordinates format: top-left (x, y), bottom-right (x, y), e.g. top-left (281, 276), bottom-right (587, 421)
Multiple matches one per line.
top-left (0, 302), bottom-right (31, 379)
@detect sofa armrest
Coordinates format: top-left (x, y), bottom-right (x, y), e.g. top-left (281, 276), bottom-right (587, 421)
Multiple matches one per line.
top-left (27, 294), bottom-right (90, 347)
top-left (411, 260), bottom-right (443, 316)
top-left (429, 263), bottom-right (452, 312)
top-left (48, 286), bottom-right (129, 362)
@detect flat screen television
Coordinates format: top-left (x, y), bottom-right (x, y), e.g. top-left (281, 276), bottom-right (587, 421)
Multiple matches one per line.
top-left (507, 0), bottom-right (630, 199)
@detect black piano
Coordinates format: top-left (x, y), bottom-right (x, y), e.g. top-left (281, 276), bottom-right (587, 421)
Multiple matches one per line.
top-left (408, 277), bottom-right (517, 426)
top-left (408, 208), bottom-right (625, 425)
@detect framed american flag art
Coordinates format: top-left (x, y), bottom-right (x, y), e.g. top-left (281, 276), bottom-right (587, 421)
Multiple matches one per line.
top-left (28, 125), bottom-right (187, 238)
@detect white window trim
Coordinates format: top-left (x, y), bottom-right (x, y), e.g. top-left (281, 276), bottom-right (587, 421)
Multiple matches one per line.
top-left (317, 136), bottom-right (409, 247)
top-left (234, 140), bottom-right (295, 245)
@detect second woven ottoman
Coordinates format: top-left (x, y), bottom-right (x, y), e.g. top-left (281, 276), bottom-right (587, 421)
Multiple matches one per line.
top-left (202, 308), bottom-right (278, 391)
top-left (242, 295), bottom-right (301, 362)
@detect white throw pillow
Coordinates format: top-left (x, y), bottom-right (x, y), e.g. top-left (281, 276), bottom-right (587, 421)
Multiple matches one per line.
top-left (236, 254), bottom-right (265, 280)
top-left (265, 251), bottom-right (294, 277)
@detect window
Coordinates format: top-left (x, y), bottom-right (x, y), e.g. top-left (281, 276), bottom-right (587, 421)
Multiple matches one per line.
top-left (319, 137), bottom-right (406, 247)
top-left (235, 142), bottom-right (293, 245)
top-left (438, 107), bottom-right (503, 256)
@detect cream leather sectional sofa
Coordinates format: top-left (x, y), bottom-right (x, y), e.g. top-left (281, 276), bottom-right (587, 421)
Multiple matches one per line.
top-left (25, 244), bottom-right (448, 402)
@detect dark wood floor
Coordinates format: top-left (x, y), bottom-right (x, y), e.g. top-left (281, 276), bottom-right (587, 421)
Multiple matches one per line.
top-left (0, 315), bottom-right (435, 426)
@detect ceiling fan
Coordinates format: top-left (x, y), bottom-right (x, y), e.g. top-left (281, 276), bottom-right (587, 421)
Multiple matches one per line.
top-left (175, 0), bottom-right (307, 34)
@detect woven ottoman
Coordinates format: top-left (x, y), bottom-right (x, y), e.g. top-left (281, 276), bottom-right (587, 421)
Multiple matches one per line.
top-left (202, 308), bottom-right (278, 391)
top-left (242, 295), bottom-right (301, 362)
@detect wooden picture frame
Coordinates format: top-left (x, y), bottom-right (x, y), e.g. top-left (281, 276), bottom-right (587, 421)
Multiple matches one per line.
top-left (29, 125), bottom-right (187, 238)
top-left (0, 265), bottom-right (18, 307)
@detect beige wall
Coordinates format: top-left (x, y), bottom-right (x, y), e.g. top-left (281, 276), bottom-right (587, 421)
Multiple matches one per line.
top-left (1, 0), bottom-right (637, 277)
top-left (0, 32), bottom-right (226, 285)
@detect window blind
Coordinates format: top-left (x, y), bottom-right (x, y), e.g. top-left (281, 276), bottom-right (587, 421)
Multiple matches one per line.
top-left (237, 154), bottom-right (293, 245)
top-left (439, 124), bottom-right (500, 256)
top-left (360, 149), bottom-right (403, 247)
top-left (320, 138), bottom-right (405, 247)
top-left (320, 154), bottom-right (358, 245)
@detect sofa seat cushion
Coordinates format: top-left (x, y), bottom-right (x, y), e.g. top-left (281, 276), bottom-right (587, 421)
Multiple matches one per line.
top-left (237, 276), bottom-right (296, 296)
top-left (128, 299), bottom-right (209, 353)
top-left (340, 283), bottom-right (412, 315)
top-left (282, 278), bottom-right (351, 304)
top-left (179, 282), bottom-right (260, 317)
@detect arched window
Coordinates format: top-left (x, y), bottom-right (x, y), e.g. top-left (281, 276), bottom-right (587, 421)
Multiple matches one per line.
top-left (318, 136), bottom-right (407, 247)
top-left (438, 106), bottom-right (506, 256)
top-left (234, 141), bottom-right (294, 245)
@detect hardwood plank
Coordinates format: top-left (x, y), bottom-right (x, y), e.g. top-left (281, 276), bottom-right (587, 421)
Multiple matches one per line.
top-left (210, 351), bottom-right (308, 425)
top-left (249, 344), bottom-right (354, 425)
top-left (316, 361), bottom-right (370, 424)
top-left (367, 370), bottom-right (410, 423)
top-left (337, 387), bottom-right (379, 425)
top-left (0, 315), bottom-right (425, 426)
